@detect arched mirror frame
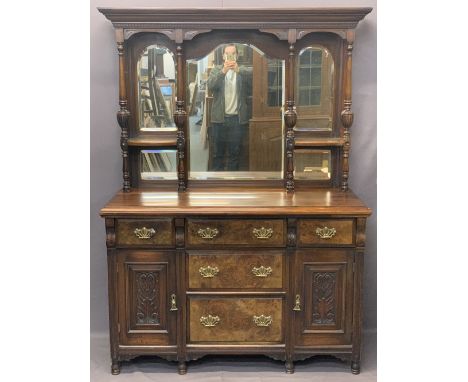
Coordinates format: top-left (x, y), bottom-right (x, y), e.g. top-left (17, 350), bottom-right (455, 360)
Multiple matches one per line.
top-left (121, 30), bottom-right (347, 190)
top-left (125, 32), bottom-right (179, 188)
top-left (183, 30), bottom-right (290, 188)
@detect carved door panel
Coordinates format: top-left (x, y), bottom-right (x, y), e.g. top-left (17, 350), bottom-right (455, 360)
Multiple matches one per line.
top-left (294, 249), bottom-right (354, 346)
top-left (117, 251), bottom-right (177, 346)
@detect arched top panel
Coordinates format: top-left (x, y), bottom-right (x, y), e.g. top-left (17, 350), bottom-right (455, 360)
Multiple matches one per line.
top-left (184, 30), bottom-right (289, 61)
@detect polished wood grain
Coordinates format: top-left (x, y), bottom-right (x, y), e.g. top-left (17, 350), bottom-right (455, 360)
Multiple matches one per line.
top-left (187, 251), bottom-right (284, 289)
top-left (100, 188), bottom-right (371, 216)
top-left (116, 218), bottom-right (174, 247)
top-left (188, 297), bottom-right (284, 343)
top-left (297, 219), bottom-right (354, 246)
top-left (186, 219), bottom-right (286, 247)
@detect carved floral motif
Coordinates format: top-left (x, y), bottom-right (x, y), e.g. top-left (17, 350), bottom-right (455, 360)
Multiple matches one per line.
top-left (136, 272), bottom-right (160, 325)
top-left (312, 272), bottom-right (336, 325)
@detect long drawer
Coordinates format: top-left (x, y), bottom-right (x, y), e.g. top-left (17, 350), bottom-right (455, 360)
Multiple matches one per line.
top-left (187, 251), bottom-right (284, 290)
top-left (186, 219), bottom-right (286, 248)
top-left (188, 297), bottom-right (283, 343)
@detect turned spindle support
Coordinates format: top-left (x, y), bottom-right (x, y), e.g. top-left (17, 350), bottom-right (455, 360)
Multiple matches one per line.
top-left (115, 28), bottom-right (131, 192)
top-left (341, 30), bottom-right (355, 191)
top-left (174, 39), bottom-right (187, 191)
top-left (284, 36), bottom-right (297, 192)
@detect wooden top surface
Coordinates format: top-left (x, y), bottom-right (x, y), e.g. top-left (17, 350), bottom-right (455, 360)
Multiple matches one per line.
top-left (100, 188), bottom-right (372, 217)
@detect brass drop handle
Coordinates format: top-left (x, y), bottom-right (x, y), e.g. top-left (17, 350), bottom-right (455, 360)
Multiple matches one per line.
top-left (170, 294), bottom-right (178, 311)
top-left (293, 294), bottom-right (301, 311)
top-left (252, 227), bottom-right (273, 239)
top-left (251, 266), bottom-right (272, 277)
top-left (315, 226), bottom-right (336, 239)
top-left (197, 227), bottom-right (219, 239)
top-left (199, 265), bottom-right (219, 278)
top-left (253, 314), bottom-right (273, 327)
top-left (200, 314), bottom-right (220, 327)
top-left (134, 227), bottom-right (156, 239)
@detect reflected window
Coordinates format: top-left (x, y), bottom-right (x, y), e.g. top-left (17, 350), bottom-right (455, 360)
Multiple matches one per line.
top-left (140, 150), bottom-right (177, 180)
top-left (137, 45), bottom-right (176, 131)
top-left (298, 49), bottom-right (322, 106)
top-left (187, 43), bottom-right (284, 180)
top-left (294, 149), bottom-right (331, 180)
top-left (267, 59), bottom-right (283, 107)
top-left (295, 46), bottom-right (334, 132)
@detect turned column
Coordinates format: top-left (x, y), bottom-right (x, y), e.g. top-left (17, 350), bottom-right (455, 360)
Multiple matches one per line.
top-left (284, 30), bottom-right (297, 192)
top-left (174, 31), bottom-right (187, 191)
top-left (341, 30), bottom-right (355, 192)
top-left (115, 28), bottom-right (131, 192)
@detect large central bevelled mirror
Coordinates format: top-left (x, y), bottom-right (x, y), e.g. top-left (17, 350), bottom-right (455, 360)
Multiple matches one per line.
top-left (187, 43), bottom-right (285, 180)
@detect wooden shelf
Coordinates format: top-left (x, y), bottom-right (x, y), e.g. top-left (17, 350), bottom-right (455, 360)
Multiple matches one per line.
top-left (128, 137), bottom-right (177, 147)
top-left (294, 137), bottom-right (345, 147)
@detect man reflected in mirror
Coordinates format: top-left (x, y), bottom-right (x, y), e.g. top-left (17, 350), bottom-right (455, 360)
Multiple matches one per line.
top-left (207, 44), bottom-right (252, 171)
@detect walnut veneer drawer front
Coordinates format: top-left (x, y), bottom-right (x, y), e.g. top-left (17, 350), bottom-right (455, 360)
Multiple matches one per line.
top-left (116, 219), bottom-right (174, 247)
top-left (188, 297), bottom-right (283, 343)
top-left (186, 219), bottom-right (286, 247)
top-left (188, 251), bottom-right (284, 289)
top-left (298, 219), bottom-right (354, 246)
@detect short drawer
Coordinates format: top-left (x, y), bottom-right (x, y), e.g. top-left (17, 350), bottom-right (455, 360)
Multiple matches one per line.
top-left (188, 297), bottom-right (283, 343)
top-left (187, 251), bottom-right (284, 290)
top-left (298, 219), bottom-right (354, 246)
top-left (116, 218), bottom-right (174, 247)
top-left (186, 219), bottom-right (286, 247)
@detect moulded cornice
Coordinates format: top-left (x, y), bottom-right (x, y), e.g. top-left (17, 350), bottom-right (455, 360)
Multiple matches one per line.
top-left (98, 7), bottom-right (372, 31)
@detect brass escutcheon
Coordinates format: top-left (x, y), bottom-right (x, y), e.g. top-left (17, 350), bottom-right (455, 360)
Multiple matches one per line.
top-left (252, 227), bottom-right (273, 239)
top-left (134, 227), bottom-right (156, 239)
top-left (197, 227), bottom-right (219, 239)
top-left (251, 266), bottom-right (273, 277)
top-left (170, 294), bottom-right (178, 311)
top-left (200, 314), bottom-right (220, 327)
top-left (315, 226), bottom-right (337, 239)
top-left (293, 294), bottom-right (301, 311)
top-left (199, 265), bottom-right (219, 278)
top-left (253, 314), bottom-right (273, 327)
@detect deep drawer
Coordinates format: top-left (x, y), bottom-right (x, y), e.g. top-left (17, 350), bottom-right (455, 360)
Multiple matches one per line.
top-left (297, 219), bottom-right (354, 246)
top-left (187, 251), bottom-right (284, 290)
top-left (186, 219), bottom-right (286, 247)
top-left (188, 297), bottom-right (283, 343)
top-left (116, 218), bottom-right (174, 247)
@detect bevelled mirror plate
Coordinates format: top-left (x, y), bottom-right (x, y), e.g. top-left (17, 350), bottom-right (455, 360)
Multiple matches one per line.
top-left (140, 149), bottom-right (177, 180)
top-left (137, 45), bottom-right (177, 131)
top-left (294, 149), bottom-right (331, 180)
top-left (187, 43), bottom-right (284, 180)
top-left (295, 46), bottom-right (334, 132)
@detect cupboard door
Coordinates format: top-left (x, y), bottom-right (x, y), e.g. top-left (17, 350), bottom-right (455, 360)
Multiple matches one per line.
top-left (294, 249), bottom-right (354, 346)
top-left (117, 251), bottom-right (177, 346)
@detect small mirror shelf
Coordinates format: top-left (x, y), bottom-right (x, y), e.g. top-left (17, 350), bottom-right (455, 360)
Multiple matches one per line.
top-left (140, 149), bottom-right (177, 180)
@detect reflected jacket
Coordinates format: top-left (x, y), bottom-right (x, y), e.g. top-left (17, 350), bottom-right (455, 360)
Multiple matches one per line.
top-left (207, 65), bottom-right (252, 125)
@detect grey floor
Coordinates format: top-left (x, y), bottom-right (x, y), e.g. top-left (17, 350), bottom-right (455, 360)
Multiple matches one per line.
top-left (91, 330), bottom-right (376, 382)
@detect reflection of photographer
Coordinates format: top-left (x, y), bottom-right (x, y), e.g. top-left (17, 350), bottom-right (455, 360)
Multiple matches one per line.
top-left (207, 44), bottom-right (252, 171)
